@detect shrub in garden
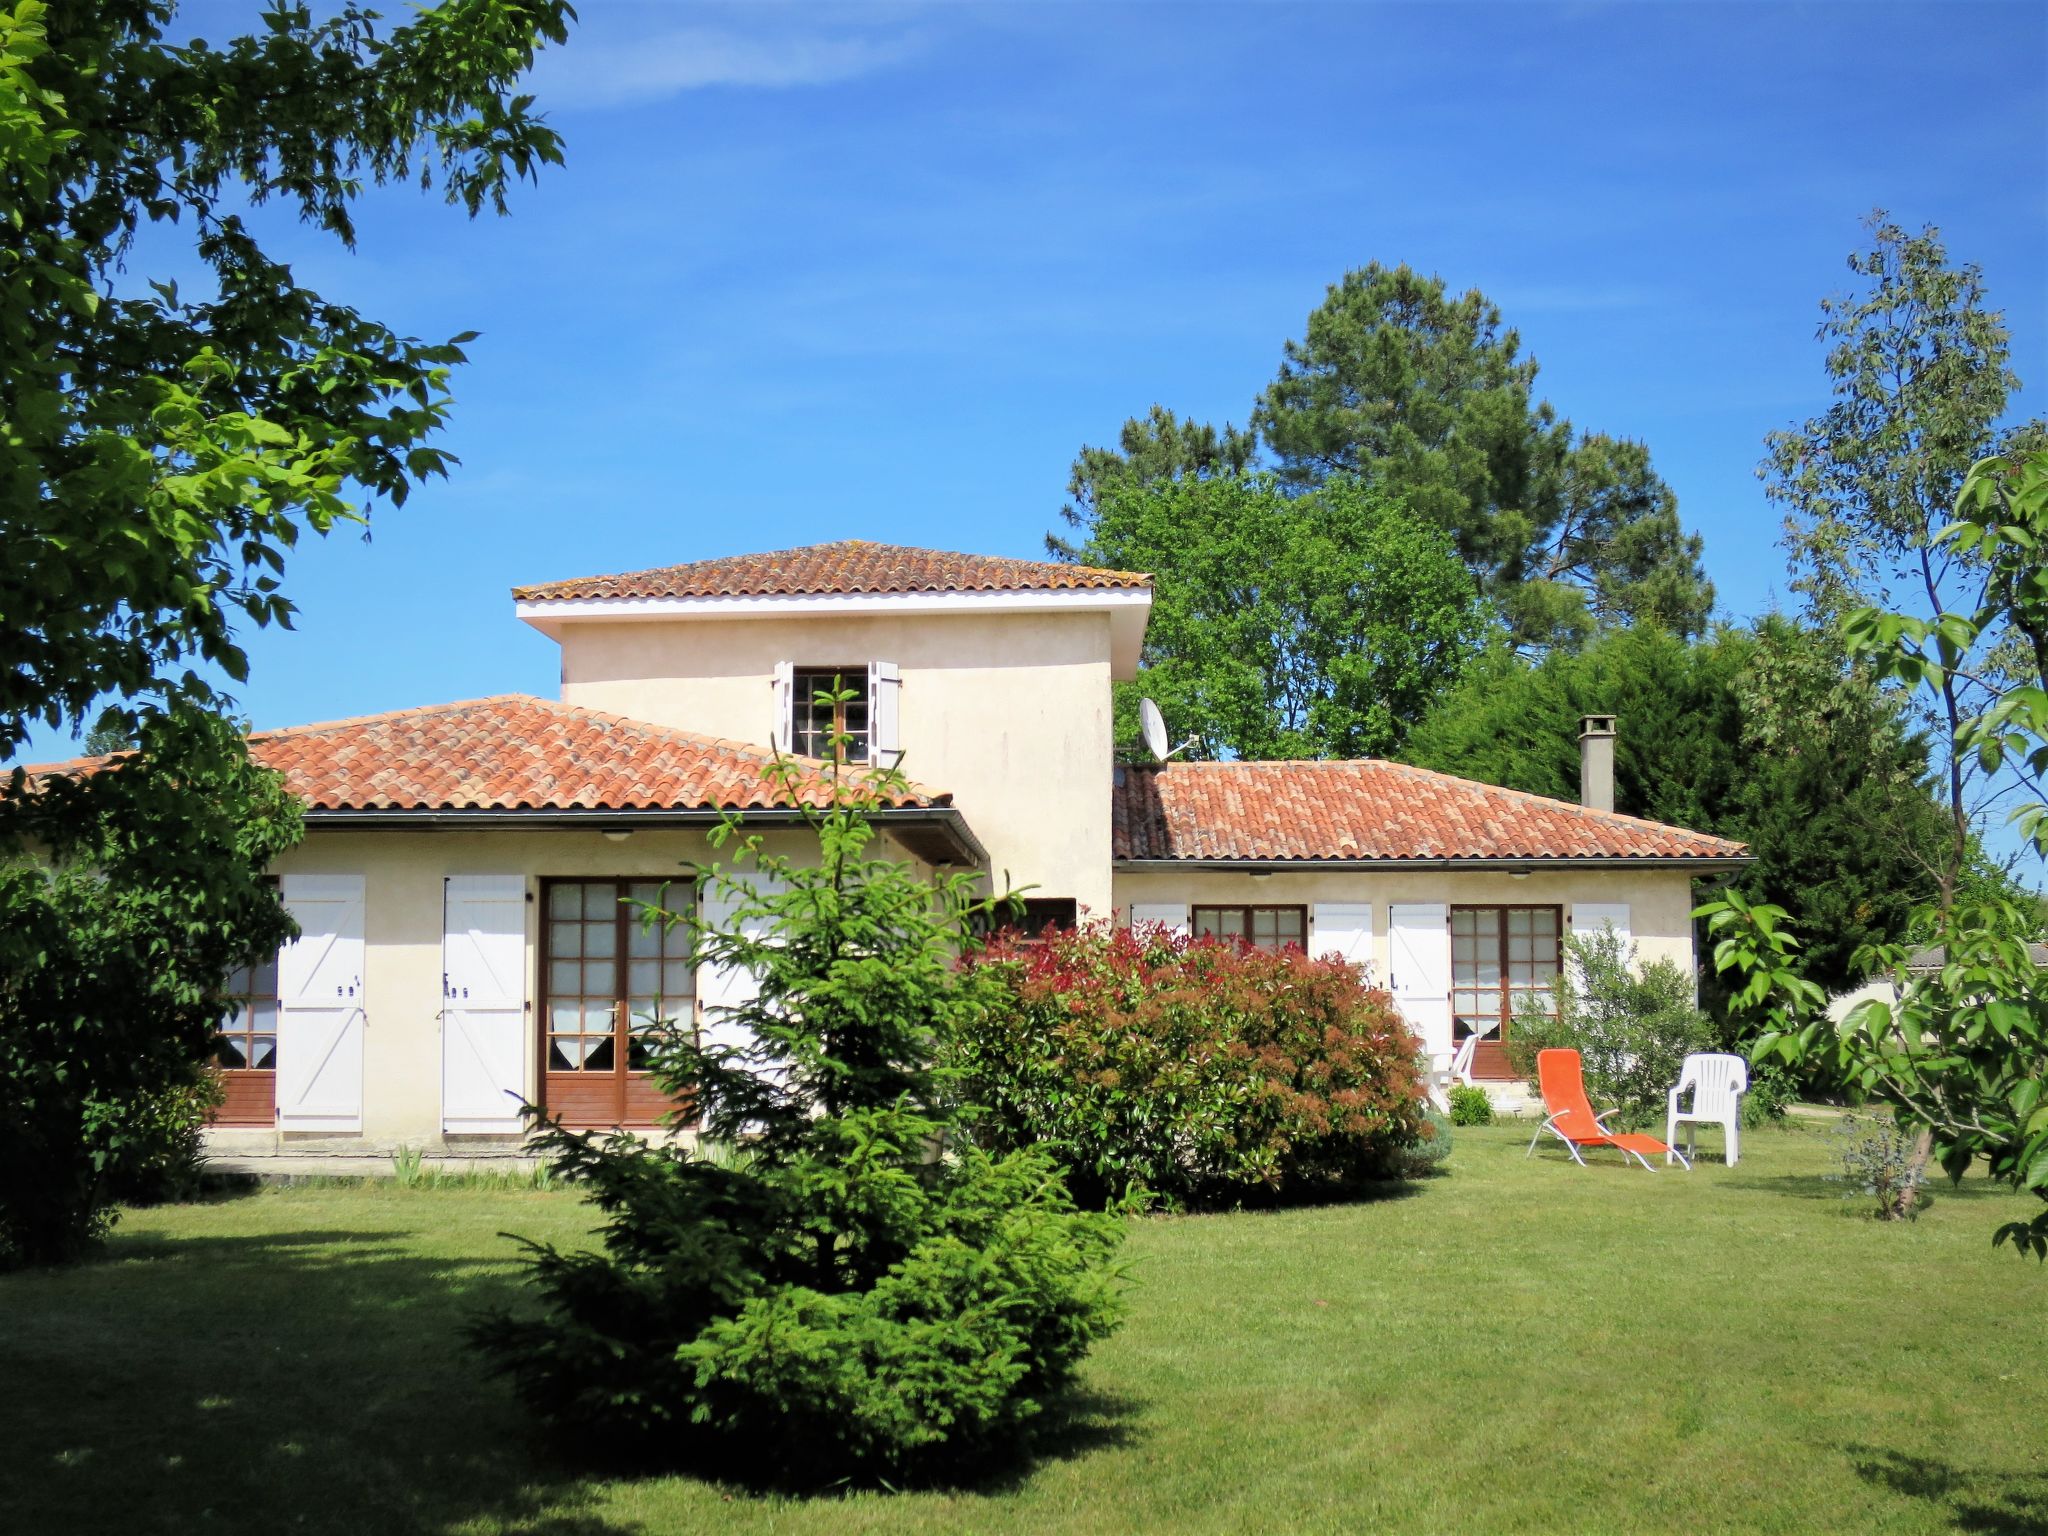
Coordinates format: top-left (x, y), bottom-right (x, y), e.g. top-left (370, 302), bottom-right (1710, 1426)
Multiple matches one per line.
top-left (471, 748), bottom-right (1124, 1485)
top-left (1446, 1083), bottom-right (1494, 1127)
top-left (1829, 1112), bottom-right (1927, 1221)
top-left (1507, 927), bottom-right (1717, 1130)
top-left (952, 922), bottom-right (1428, 1209)
top-left (1394, 1109), bottom-right (1454, 1178)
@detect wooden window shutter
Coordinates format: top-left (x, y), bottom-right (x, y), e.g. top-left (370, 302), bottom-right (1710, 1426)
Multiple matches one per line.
top-left (770, 661), bottom-right (793, 753)
top-left (869, 660), bottom-right (902, 765)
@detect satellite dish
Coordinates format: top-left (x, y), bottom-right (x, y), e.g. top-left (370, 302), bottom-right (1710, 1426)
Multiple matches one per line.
top-left (1139, 697), bottom-right (1170, 763)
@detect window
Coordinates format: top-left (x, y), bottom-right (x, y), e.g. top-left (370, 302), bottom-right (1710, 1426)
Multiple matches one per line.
top-left (544, 880), bottom-right (695, 1076)
top-left (1451, 905), bottom-right (1561, 1040)
top-left (217, 952), bottom-right (279, 1071)
top-left (1191, 904), bottom-right (1306, 954)
top-left (978, 896), bottom-right (1079, 941)
top-left (790, 667), bottom-right (869, 761)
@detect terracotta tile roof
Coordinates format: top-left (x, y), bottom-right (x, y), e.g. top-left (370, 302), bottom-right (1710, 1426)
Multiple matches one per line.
top-left (1112, 760), bottom-right (1748, 864)
top-left (26, 696), bottom-right (945, 813)
top-left (513, 540), bottom-right (1151, 603)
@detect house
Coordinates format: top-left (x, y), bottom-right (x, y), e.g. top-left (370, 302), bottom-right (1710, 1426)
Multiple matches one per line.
top-left (33, 540), bottom-right (1749, 1156)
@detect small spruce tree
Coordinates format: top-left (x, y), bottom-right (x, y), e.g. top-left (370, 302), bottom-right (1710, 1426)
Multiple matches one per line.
top-left (471, 715), bottom-right (1124, 1484)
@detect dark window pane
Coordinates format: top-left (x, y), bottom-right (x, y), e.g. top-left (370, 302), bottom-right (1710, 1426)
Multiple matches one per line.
top-left (216, 1038), bottom-right (248, 1070)
top-left (584, 1036), bottom-right (616, 1072)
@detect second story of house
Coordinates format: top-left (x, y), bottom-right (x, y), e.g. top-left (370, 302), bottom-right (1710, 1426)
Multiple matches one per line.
top-left (513, 541), bottom-right (1156, 917)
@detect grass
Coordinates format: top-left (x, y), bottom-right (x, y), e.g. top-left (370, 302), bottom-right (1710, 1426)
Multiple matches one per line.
top-left (4, 1121), bottom-right (2045, 1535)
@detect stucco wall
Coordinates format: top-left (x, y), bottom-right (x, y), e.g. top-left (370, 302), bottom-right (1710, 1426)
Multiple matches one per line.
top-left (554, 610), bottom-right (1116, 917)
top-left (1110, 866), bottom-right (1705, 981)
top-left (242, 824), bottom-right (872, 1149)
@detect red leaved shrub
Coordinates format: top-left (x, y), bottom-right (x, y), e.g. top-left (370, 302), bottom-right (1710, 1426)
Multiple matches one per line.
top-left (953, 922), bottom-right (1430, 1209)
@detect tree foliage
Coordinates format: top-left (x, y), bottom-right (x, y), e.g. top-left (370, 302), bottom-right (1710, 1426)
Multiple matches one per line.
top-left (1764, 214), bottom-right (2047, 903)
top-left (1403, 620), bottom-right (1958, 1004)
top-left (1506, 928), bottom-right (1718, 1132)
top-left (0, 706), bottom-right (300, 1267)
top-left (1705, 449), bottom-right (2048, 1260)
top-left (1079, 472), bottom-right (1490, 760)
top-left (1253, 262), bottom-right (1713, 647)
top-left (473, 751), bottom-right (1124, 1484)
top-left (0, 0), bottom-right (571, 1264)
top-left (1050, 404), bottom-right (1256, 561)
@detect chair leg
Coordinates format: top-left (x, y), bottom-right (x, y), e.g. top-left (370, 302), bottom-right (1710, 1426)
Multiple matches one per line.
top-left (1727, 1118), bottom-right (1739, 1167)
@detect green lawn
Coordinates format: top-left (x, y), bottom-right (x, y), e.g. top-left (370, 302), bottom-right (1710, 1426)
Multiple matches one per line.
top-left (4, 1122), bottom-right (2045, 1535)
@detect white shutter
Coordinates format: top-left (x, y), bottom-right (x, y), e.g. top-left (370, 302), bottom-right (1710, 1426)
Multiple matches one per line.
top-left (1130, 902), bottom-right (1188, 937)
top-left (1312, 902), bottom-right (1373, 973)
top-left (771, 661), bottom-right (794, 752)
top-left (695, 874), bottom-right (786, 1059)
top-left (277, 873), bottom-right (366, 1132)
top-left (868, 660), bottom-right (902, 764)
top-left (441, 875), bottom-right (528, 1134)
top-left (1570, 901), bottom-right (1633, 988)
top-left (1389, 903), bottom-right (1452, 1060)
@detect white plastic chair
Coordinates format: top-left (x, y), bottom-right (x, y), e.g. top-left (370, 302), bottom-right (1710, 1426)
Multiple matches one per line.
top-left (1665, 1052), bottom-right (1748, 1166)
top-left (1425, 1025), bottom-right (1491, 1110)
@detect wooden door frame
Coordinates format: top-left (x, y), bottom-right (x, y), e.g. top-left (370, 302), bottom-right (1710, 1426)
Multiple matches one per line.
top-left (1449, 902), bottom-right (1563, 1052)
top-left (536, 876), bottom-right (696, 1129)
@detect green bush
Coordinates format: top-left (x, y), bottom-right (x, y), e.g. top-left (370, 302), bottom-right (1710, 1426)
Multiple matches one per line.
top-left (103, 1071), bottom-right (224, 1206)
top-left (1507, 927), bottom-right (1717, 1130)
top-left (1394, 1109), bottom-right (1454, 1177)
top-left (1828, 1111), bottom-right (1927, 1221)
top-left (1446, 1083), bottom-right (1494, 1127)
top-left (473, 753), bottom-right (1123, 1485)
top-left (1742, 1063), bottom-right (1798, 1128)
top-left (951, 923), bottom-right (1429, 1210)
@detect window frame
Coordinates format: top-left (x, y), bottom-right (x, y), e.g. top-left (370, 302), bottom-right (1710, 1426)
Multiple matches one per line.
top-left (538, 877), bottom-right (697, 1126)
top-left (789, 665), bottom-right (871, 762)
top-left (215, 946), bottom-right (280, 1073)
top-left (1449, 902), bottom-right (1563, 1042)
top-left (1190, 903), bottom-right (1308, 955)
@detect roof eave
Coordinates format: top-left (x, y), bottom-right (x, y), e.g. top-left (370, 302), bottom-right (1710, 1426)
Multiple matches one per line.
top-left (1111, 854), bottom-right (1752, 873)
top-left (305, 804), bottom-right (990, 868)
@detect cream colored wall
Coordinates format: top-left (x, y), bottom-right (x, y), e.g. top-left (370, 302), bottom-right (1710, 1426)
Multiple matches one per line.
top-left (1111, 866), bottom-right (1704, 981)
top-left (555, 610), bottom-right (1116, 917)
top-left (263, 825), bottom-right (857, 1148)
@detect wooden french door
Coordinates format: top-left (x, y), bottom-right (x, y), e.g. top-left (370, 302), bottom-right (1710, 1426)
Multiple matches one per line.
top-left (539, 878), bottom-right (695, 1128)
top-left (1450, 904), bottom-right (1562, 1079)
top-left (213, 949), bottom-right (280, 1125)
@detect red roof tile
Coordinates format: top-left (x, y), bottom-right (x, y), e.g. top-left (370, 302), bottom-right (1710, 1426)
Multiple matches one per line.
top-left (27, 696), bottom-right (946, 813)
top-left (1112, 760), bottom-right (1748, 864)
top-left (513, 540), bottom-right (1151, 603)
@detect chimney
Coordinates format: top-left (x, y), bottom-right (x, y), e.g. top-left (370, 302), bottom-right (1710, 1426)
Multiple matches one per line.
top-left (1579, 714), bottom-right (1616, 814)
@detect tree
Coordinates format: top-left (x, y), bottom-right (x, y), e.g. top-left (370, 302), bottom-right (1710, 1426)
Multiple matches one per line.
top-left (1077, 473), bottom-right (1490, 760)
top-left (1764, 214), bottom-right (2048, 906)
top-left (1048, 404), bottom-right (1256, 561)
top-left (1253, 263), bottom-right (1714, 647)
top-left (1706, 451), bottom-right (2048, 1260)
top-left (79, 708), bottom-right (135, 758)
top-left (0, 0), bottom-right (572, 1264)
top-left (1403, 620), bottom-right (1959, 1005)
top-left (0, 707), bottom-right (300, 1267)
top-left (472, 748), bottom-right (1125, 1483)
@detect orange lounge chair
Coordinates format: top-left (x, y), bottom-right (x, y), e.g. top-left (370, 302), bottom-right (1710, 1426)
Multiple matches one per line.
top-left (1526, 1048), bottom-right (1689, 1171)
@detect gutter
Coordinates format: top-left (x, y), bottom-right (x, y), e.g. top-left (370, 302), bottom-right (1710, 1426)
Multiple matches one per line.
top-left (1112, 855), bottom-right (1752, 874)
top-left (305, 805), bottom-right (991, 868)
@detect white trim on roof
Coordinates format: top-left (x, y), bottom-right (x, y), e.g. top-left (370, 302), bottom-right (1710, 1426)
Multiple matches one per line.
top-left (515, 587), bottom-right (1155, 681)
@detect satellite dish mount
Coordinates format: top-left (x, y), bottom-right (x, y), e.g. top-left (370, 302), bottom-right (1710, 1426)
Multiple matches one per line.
top-left (1138, 697), bottom-right (1197, 764)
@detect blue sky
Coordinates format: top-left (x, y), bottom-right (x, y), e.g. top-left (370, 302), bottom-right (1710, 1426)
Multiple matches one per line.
top-left (17, 0), bottom-right (2048, 764)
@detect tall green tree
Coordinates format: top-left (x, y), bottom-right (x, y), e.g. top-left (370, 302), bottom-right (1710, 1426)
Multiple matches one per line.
top-left (1081, 473), bottom-right (1490, 760)
top-left (1403, 620), bottom-right (1956, 1004)
top-left (0, 0), bottom-right (572, 1265)
top-left (1254, 263), bottom-right (1714, 648)
top-left (1764, 214), bottom-right (2047, 906)
top-left (1049, 404), bottom-right (1256, 561)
